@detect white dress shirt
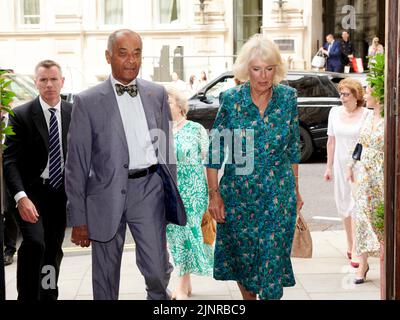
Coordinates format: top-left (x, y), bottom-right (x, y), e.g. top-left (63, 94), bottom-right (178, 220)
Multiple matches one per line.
top-left (110, 75), bottom-right (158, 170)
top-left (14, 97), bottom-right (64, 203)
top-left (327, 41), bottom-right (334, 56)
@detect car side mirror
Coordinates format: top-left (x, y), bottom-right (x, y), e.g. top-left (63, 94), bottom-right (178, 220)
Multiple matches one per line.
top-left (200, 96), bottom-right (214, 104)
top-left (199, 94), bottom-right (208, 102)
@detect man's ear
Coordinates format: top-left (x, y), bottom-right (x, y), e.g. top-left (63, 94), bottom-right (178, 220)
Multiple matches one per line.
top-left (105, 50), bottom-right (111, 64)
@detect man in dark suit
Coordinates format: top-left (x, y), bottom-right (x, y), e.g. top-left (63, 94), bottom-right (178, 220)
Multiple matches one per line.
top-left (3, 60), bottom-right (72, 300)
top-left (340, 31), bottom-right (355, 71)
top-left (320, 34), bottom-right (344, 72)
top-left (65, 29), bottom-right (186, 300)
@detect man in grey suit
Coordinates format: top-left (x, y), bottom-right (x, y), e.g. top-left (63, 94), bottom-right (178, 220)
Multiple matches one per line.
top-left (65, 29), bottom-right (186, 300)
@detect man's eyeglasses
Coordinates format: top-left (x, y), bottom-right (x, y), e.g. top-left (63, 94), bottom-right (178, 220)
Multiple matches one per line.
top-left (339, 92), bottom-right (351, 97)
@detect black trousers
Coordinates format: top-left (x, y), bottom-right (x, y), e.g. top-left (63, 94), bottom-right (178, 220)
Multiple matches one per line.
top-left (15, 180), bottom-right (66, 301)
top-left (0, 213), bottom-right (5, 301)
top-left (3, 189), bottom-right (19, 256)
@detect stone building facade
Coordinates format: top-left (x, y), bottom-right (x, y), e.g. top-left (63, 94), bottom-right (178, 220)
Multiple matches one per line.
top-left (0, 0), bottom-right (385, 91)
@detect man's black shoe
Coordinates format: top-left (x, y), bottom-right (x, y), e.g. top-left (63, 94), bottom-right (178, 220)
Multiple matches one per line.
top-left (4, 254), bottom-right (14, 266)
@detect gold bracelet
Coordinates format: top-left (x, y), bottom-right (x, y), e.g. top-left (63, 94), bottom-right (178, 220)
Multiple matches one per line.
top-left (208, 188), bottom-right (220, 193)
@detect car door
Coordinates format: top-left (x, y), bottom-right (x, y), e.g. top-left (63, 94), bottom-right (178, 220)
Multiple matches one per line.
top-left (284, 74), bottom-right (342, 161)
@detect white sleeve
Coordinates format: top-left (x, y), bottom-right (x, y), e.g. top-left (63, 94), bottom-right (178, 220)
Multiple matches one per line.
top-left (327, 107), bottom-right (336, 136)
top-left (14, 191), bottom-right (28, 205)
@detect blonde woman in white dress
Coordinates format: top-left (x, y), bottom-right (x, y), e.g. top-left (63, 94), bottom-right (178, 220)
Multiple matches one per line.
top-left (324, 78), bottom-right (371, 268)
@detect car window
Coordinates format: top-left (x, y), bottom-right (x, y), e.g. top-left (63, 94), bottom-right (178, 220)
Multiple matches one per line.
top-left (7, 75), bottom-right (37, 102)
top-left (286, 75), bottom-right (339, 98)
top-left (205, 76), bottom-right (235, 100)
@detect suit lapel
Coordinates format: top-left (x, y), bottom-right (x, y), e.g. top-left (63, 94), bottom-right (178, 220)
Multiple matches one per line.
top-left (31, 97), bottom-right (49, 151)
top-left (137, 79), bottom-right (159, 132)
top-left (61, 101), bottom-right (71, 158)
top-left (101, 79), bottom-right (129, 150)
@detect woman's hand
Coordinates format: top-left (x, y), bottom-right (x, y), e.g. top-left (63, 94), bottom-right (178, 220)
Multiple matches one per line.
top-left (346, 166), bottom-right (355, 183)
top-left (208, 191), bottom-right (226, 224)
top-left (296, 191), bottom-right (304, 213)
top-left (324, 167), bottom-right (333, 181)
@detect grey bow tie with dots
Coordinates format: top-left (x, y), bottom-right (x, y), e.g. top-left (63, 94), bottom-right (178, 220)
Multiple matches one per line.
top-left (115, 83), bottom-right (138, 97)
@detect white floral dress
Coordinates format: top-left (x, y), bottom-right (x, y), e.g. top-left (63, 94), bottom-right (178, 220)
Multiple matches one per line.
top-left (353, 112), bottom-right (384, 255)
top-left (166, 121), bottom-right (214, 276)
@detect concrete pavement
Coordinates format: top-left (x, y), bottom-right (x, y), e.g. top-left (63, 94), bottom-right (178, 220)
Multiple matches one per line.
top-left (3, 230), bottom-right (381, 300)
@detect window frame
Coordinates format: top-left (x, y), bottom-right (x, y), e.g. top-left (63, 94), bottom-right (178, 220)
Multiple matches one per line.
top-left (154, 0), bottom-right (182, 27)
top-left (99, 0), bottom-right (124, 27)
top-left (18, 0), bottom-right (42, 28)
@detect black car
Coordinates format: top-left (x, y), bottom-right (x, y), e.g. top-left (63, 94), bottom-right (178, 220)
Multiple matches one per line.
top-left (187, 70), bottom-right (364, 162)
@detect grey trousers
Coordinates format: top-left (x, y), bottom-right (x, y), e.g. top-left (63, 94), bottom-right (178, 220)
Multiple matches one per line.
top-left (91, 172), bottom-right (173, 300)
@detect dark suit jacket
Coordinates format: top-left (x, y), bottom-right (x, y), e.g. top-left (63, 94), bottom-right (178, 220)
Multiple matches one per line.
top-left (323, 40), bottom-right (344, 71)
top-left (340, 40), bottom-right (355, 65)
top-left (3, 97), bottom-right (72, 198)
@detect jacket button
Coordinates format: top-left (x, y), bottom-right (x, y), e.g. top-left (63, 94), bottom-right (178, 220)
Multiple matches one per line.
top-left (121, 189), bottom-right (126, 195)
top-left (124, 164), bottom-right (128, 169)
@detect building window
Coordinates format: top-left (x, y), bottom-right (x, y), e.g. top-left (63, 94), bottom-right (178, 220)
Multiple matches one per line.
top-left (233, 0), bottom-right (263, 54)
top-left (104, 0), bottom-right (123, 25)
top-left (160, 0), bottom-right (180, 24)
top-left (274, 39), bottom-right (295, 53)
top-left (21, 0), bottom-right (40, 24)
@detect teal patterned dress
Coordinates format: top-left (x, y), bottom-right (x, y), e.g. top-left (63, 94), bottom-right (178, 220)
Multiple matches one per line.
top-left (206, 82), bottom-right (300, 300)
top-left (166, 121), bottom-right (214, 277)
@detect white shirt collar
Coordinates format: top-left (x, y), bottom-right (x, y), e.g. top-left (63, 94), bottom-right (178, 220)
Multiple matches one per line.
top-left (39, 96), bottom-right (61, 113)
top-left (110, 75), bottom-right (137, 89)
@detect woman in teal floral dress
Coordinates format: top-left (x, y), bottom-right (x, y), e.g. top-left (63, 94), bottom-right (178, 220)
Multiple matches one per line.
top-left (206, 34), bottom-right (303, 300)
top-left (165, 86), bottom-right (214, 300)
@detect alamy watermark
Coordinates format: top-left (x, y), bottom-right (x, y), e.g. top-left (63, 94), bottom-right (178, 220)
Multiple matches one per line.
top-left (148, 124), bottom-right (256, 175)
top-left (342, 5), bottom-right (356, 30)
top-left (41, 265), bottom-right (56, 290)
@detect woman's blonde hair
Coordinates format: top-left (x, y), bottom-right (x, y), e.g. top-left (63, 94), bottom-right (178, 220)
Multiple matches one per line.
top-left (337, 78), bottom-right (365, 108)
top-left (165, 85), bottom-right (189, 116)
top-left (233, 34), bottom-right (286, 84)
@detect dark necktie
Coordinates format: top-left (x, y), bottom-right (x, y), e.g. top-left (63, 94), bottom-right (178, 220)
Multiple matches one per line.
top-left (115, 83), bottom-right (138, 97)
top-left (48, 108), bottom-right (62, 189)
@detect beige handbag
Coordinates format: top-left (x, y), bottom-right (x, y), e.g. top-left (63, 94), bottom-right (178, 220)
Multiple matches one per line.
top-left (291, 212), bottom-right (313, 258)
top-left (201, 210), bottom-right (216, 245)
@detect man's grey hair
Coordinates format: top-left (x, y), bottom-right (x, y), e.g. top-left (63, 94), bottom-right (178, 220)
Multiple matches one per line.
top-left (34, 60), bottom-right (62, 76)
top-left (107, 29), bottom-right (142, 56)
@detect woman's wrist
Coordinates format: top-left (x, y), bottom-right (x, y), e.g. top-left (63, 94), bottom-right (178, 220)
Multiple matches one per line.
top-left (208, 187), bottom-right (220, 197)
top-left (347, 159), bottom-right (357, 169)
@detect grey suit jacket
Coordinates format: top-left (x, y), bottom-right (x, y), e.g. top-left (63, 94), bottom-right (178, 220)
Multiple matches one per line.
top-left (65, 78), bottom-right (186, 242)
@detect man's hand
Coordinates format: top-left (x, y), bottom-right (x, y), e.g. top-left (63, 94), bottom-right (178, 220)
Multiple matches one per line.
top-left (17, 197), bottom-right (39, 223)
top-left (71, 225), bottom-right (91, 247)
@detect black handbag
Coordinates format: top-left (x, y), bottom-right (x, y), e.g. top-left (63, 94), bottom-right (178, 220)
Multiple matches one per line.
top-left (352, 143), bottom-right (363, 161)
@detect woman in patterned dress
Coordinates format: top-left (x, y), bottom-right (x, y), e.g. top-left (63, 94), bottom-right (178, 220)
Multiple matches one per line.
top-left (165, 86), bottom-right (214, 300)
top-left (205, 34), bottom-right (303, 300)
top-left (347, 86), bottom-right (383, 284)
